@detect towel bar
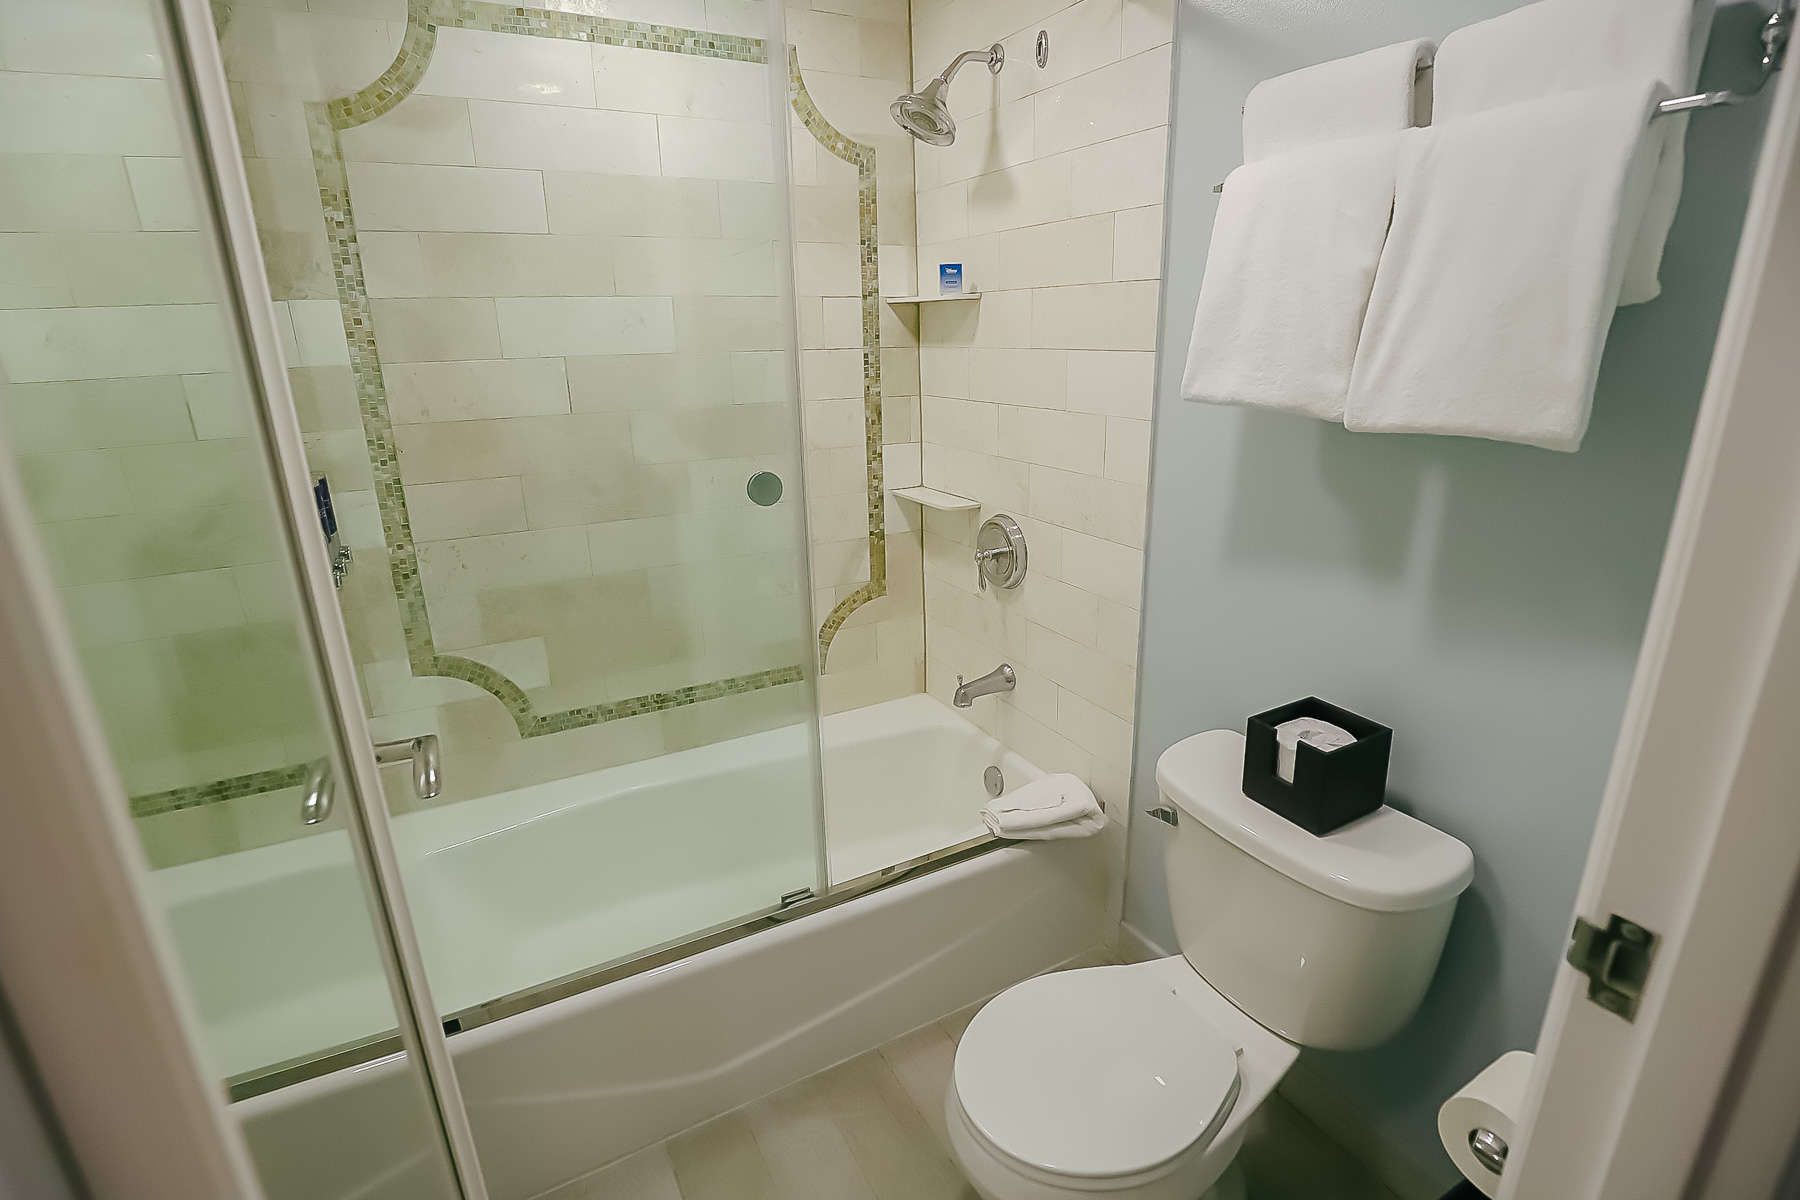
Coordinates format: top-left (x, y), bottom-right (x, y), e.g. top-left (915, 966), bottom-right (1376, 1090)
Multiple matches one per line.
top-left (1211, 0), bottom-right (1792, 193)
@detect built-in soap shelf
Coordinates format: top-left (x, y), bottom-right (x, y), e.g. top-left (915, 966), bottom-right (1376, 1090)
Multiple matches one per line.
top-left (883, 293), bottom-right (982, 307)
top-left (889, 485), bottom-right (980, 512)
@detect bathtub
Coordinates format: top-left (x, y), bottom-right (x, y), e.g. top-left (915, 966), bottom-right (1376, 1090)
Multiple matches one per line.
top-left (161, 694), bottom-right (1109, 1198)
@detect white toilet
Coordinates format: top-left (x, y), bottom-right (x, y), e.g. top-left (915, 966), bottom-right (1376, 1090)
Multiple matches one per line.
top-left (946, 729), bottom-right (1475, 1200)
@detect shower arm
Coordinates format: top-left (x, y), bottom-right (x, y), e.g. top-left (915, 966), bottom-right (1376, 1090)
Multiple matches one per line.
top-left (932, 44), bottom-right (1004, 88)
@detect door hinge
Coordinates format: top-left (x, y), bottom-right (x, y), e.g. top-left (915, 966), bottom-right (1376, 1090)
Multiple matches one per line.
top-left (1566, 913), bottom-right (1659, 1022)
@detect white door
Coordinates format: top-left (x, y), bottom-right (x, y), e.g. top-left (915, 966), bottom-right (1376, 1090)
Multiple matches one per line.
top-left (1502, 41), bottom-right (1800, 1200)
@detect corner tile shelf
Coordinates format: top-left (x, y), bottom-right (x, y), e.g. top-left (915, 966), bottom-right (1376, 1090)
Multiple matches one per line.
top-left (883, 293), bottom-right (982, 306)
top-left (890, 485), bottom-right (980, 512)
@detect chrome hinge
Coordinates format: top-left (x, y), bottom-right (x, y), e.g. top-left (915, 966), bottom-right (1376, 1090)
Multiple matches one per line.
top-left (778, 887), bottom-right (815, 910)
top-left (1566, 913), bottom-right (1659, 1022)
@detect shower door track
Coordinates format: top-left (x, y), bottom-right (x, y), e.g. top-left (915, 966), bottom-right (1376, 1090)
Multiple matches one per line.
top-left (226, 831), bottom-right (1006, 1102)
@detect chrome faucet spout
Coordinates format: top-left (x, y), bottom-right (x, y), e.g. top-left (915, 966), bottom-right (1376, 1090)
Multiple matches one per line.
top-left (954, 663), bottom-right (1016, 708)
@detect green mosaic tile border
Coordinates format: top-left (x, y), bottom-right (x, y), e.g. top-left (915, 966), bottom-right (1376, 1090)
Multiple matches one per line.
top-left (131, 764), bottom-right (312, 820)
top-left (125, 666), bottom-right (804, 819)
top-left (443, 0), bottom-right (766, 61)
top-left (789, 48), bottom-right (887, 672)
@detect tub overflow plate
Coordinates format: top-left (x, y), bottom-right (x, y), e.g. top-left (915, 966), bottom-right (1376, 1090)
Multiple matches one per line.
top-left (984, 765), bottom-right (1005, 797)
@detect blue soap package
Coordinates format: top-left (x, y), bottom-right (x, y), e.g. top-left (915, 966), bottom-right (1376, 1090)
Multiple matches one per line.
top-left (939, 263), bottom-right (963, 295)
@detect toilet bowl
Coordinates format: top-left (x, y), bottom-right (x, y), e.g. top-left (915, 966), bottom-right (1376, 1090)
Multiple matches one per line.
top-left (945, 730), bottom-right (1474, 1200)
top-left (945, 956), bottom-right (1293, 1200)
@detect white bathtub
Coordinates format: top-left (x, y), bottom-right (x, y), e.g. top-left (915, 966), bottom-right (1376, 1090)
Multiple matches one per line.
top-left (160, 694), bottom-right (1108, 1198)
top-left (160, 694), bottom-right (1040, 1080)
top-left (822, 693), bottom-right (1040, 882)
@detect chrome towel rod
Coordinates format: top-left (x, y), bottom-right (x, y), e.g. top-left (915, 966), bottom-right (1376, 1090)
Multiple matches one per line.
top-left (1212, 0), bottom-right (1792, 193)
top-left (1657, 0), bottom-right (1789, 115)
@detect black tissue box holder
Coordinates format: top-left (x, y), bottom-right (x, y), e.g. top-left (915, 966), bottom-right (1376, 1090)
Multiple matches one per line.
top-left (1243, 697), bottom-right (1391, 836)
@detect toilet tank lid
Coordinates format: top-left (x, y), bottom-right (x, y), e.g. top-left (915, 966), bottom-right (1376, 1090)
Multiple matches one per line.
top-left (1156, 730), bottom-right (1474, 913)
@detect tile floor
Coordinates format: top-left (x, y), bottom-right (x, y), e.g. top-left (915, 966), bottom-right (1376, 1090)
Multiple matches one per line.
top-left (541, 962), bottom-right (1404, 1200)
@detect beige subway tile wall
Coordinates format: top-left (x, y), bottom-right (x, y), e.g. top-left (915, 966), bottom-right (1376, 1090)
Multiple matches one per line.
top-left (908, 0), bottom-right (1174, 908)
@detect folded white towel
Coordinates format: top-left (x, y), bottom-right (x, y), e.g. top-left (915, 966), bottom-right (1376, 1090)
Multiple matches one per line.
top-left (1346, 82), bottom-right (1666, 451)
top-left (981, 773), bottom-right (1105, 840)
top-left (1181, 135), bottom-right (1401, 421)
top-left (1183, 38), bottom-right (1429, 422)
top-left (1433, 0), bottom-right (1708, 304)
top-left (1243, 39), bottom-right (1435, 161)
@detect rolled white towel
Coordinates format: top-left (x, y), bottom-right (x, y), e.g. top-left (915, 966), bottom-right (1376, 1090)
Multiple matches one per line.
top-left (981, 773), bottom-right (1105, 840)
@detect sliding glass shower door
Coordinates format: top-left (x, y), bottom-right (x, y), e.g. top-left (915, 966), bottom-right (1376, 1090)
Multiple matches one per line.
top-left (0, 0), bottom-right (467, 1193)
top-left (208, 0), bottom-right (826, 1044)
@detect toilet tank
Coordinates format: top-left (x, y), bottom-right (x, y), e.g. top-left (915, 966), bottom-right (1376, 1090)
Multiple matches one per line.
top-left (1155, 730), bottom-right (1474, 1050)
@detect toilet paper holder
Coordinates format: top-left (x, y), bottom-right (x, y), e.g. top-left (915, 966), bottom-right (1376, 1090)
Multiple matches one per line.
top-left (1468, 1128), bottom-right (1508, 1176)
top-left (1440, 1049), bottom-right (1532, 1196)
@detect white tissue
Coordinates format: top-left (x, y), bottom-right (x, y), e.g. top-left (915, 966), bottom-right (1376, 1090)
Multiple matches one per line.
top-left (1274, 717), bottom-right (1354, 783)
top-left (1439, 1051), bottom-right (1535, 1197)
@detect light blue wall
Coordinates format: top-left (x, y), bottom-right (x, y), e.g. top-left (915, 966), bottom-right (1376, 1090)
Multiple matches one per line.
top-left (1126, 1), bottom-right (1774, 1188)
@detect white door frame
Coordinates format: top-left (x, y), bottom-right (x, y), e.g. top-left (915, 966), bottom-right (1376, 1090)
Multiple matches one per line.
top-left (0, 427), bottom-right (262, 1199)
top-left (1503, 40), bottom-right (1800, 1200)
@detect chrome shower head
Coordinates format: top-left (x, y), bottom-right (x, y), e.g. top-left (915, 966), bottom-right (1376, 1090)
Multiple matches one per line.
top-left (891, 43), bottom-right (1004, 146)
top-left (891, 81), bottom-right (956, 146)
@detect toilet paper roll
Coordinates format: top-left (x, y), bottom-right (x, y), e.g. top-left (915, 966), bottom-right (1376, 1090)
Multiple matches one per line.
top-left (1274, 717), bottom-right (1355, 783)
top-left (1438, 1050), bottom-right (1535, 1198)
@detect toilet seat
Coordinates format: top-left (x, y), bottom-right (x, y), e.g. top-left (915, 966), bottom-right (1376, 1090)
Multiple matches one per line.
top-left (952, 965), bottom-right (1242, 1185)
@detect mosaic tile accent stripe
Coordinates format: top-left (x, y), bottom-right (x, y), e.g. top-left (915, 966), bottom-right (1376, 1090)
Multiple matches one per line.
top-left (788, 48), bottom-right (887, 672)
top-left (444, 0), bottom-right (766, 62)
top-left (124, 664), bottom-right (802, 818)
top-left (326, 0), bottom-right (440, 129)
top-left (131, 764), bottom-right (312, 820)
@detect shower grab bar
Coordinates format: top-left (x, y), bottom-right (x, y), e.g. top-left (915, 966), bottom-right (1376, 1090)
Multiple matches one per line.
top-left (1211, 1), bottom-right (1792, 193)
top-left (300, 734), bottom-right (443, 825)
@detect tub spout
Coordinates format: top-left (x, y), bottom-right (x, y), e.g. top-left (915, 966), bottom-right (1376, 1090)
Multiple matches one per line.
top-left (954, 663), bottom-right (1016, 708)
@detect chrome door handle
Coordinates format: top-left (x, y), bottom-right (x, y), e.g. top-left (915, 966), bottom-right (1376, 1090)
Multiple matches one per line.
top-left (301, 758), bottom-right (334, 825)
top-left (299, 734), bottom-right (442, 824)
top-left (375, 734), bottom-right (442, 801)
